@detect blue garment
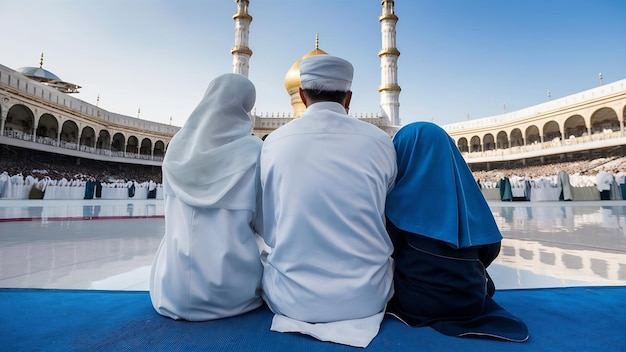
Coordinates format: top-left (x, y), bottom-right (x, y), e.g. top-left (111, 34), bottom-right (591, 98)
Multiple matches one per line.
top-left (498, 177), bottom-right (512, 201)
top-left (386, 122), bottom-right (502, 248)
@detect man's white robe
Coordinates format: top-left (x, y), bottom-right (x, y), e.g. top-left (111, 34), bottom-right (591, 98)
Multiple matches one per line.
top-left (259, 102), bottom-right (397, 347)
top-left (596, 171), bottom-right (614, 191)
top-left (0, 172), bottom-right (10, 198)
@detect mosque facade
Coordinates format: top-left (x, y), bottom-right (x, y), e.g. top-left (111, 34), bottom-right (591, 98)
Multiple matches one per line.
top-left (447, 79), bottom-right (626, 169)
top-left (1, 0), bottom-right (626, 170)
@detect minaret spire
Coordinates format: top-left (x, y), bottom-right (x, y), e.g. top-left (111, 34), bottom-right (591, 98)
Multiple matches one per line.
top-left (231, 0), bottom-right (253, 77)
top-left (379, 0), bottom-right (401, 126)
top-left (315, 32), bottom-right (319, 49)
top-left (39, 53), bottom-right (44, 68)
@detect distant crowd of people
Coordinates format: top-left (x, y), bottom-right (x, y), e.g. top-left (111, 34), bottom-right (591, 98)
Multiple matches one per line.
top-left (0, 149), bottom-right (162, 200)
top-left (474, 156), bottom-right (626, 188)
top-left (0, 171), bottom-right (161, 200)
top-left (3, 151), bottom-right (625, 202)
top-left (474, 157), bottom-right (626, 201)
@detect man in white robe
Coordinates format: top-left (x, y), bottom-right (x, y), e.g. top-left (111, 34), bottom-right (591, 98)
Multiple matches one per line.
top-left (10, 173), bottom-right (24, 199)
top-left (147, 180), bottom-right (157, 199)
top-left (0, 172), bottom-right (10, 198)
top-left (150, 73), bottom-right (263, 321)
top-left (259, 55), bottom-right (397, 347)
top-left (597, 171), bottom-right (614, 200)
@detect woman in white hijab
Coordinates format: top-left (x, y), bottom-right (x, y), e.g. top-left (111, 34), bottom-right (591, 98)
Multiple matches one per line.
top-left (150, 73), bottom-right (264, 321)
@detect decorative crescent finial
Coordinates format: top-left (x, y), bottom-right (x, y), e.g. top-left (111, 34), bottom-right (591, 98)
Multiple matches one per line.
top-left (39, 53), bottom-right (44, 68)
top-left (315, 33), bottom-right (319, 49)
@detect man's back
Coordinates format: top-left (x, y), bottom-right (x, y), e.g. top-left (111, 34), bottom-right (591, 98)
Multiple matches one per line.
top-left (259, 101), bottom-right (396, 323)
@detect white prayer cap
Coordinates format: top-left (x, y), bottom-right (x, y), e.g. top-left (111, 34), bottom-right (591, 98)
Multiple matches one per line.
top-left (300, 55), bottom-right (353, 92)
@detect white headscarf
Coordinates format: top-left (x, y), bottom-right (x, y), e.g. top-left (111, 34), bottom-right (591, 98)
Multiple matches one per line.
top-left (162, 73), bottom-right (261, 207)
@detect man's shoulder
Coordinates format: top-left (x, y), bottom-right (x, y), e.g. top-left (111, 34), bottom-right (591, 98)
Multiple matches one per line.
top-left (347, 118), bottom-right (394, 142)
top-left (263, 110), bottom-right (392, 146)
top-left (262, 118), bottom-right (301, 143)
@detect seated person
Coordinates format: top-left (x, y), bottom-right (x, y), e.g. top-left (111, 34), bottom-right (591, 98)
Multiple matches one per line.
top-left (258, 55), bottom-right (397, 347)
top-left (150, 73), bottom-right (263, 321)
top-left (385, 121), bottom-right (529, 342)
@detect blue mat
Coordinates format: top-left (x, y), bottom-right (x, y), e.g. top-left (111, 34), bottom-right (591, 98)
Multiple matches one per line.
top-left (1, 286), bottom-right (624, 351)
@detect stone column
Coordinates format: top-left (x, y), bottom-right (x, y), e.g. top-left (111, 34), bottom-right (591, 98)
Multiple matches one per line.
top-left (57, 118), bottom-right (62, 146)
top-left (0, 108), bottom-right (7, 137)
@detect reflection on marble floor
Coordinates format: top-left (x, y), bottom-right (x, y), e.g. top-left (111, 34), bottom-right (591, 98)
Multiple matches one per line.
top-left (0, 199), bottom-right (164, 220)
top-left (0, 200), bottom-right (625, 291)
top-left (0, 217), bottom-right (163, 290)
top-left (490, 201), bottom-right (626, 289)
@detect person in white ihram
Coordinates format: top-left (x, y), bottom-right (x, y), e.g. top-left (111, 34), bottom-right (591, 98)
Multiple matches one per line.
top-left (149, 73), bottom-right (264, 321)
top-left (258, 54), bottom-right (397, 347)
top-left (596, 171), bottom-right (614, 200)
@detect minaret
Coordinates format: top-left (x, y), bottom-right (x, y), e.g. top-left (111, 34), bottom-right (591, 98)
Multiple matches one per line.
top-left (379, 0), bottom-right (401, 126)
top-left (231, 0), bottom-right (253, 77)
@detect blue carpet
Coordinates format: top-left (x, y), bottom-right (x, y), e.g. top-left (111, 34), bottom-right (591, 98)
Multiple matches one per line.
top-left (1, 286), bottom-right (624, 351)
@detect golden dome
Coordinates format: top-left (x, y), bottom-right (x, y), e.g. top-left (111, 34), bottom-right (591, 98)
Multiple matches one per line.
top-left (284, 34), bottom-right (328, 117)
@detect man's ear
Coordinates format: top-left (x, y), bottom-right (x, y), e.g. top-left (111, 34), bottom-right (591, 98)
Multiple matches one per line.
top-left (299, 88), bottom-right (308, 107)
top-left (344, 91), bottom-right (352, 112)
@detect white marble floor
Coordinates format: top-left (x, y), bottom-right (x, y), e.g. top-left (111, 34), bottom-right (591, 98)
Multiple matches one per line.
top-left (1, 199), bottom-right (625, 291)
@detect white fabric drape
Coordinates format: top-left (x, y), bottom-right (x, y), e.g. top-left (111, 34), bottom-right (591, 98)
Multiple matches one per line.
top-left (150, 73), bottom-right (264, 321)
top-left (259, 102), bottom-right (397, 347)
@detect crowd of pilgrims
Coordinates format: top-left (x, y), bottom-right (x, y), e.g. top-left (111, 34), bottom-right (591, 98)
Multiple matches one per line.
top-left (2, 149), bottom-right (626, 201)
top-left (474, 156), bottom-right (626, 201)
top-left (0, 147), bottom-right (162, 200)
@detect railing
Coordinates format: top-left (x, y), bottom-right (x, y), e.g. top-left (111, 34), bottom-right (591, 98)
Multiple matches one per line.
top-left (459, 131), bottom-right (625, 160)
top-left (2, 128), bottom-right (165, 162)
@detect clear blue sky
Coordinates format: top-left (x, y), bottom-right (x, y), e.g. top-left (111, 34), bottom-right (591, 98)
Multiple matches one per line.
top-left (2, 0), bottom-right (625, 127)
